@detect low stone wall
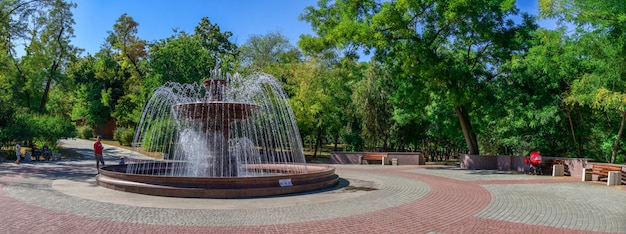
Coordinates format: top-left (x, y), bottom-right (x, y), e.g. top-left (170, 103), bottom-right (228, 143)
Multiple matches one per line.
top-left (460, 154), bottom-right (594, 178)
top-left (330, 152), bottom-right (425, 165)
top-left (330, 152), bottom-right (363, 164)
top-left (460, 155), bottom-right (497, 170)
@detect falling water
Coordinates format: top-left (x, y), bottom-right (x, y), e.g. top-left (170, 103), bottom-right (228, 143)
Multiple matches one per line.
top-left (126, 71), bottom-right (307, 177)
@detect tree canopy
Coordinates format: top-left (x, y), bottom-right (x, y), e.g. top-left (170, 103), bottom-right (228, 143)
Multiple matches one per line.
top-left (0, 0), bottom-right (624, 164)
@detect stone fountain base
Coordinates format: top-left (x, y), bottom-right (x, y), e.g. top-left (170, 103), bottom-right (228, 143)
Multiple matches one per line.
top-left (97, 162), bottom-right (339, 198)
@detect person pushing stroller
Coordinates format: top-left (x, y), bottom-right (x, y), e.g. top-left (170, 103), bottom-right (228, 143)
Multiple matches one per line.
top-left (525, 150), bottom-right (543, 175)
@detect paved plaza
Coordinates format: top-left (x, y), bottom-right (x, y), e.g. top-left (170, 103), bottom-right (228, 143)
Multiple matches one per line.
top-left (1, 139), bottom-right (625, 233)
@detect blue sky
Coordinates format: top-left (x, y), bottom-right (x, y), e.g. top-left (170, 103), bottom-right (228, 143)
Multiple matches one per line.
top-left (71, 0), bottom-right (318, 55)
top-left (70, 0), bottom-right (554, 56)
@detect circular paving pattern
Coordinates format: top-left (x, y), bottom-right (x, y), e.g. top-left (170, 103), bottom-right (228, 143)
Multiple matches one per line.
top-left (1, 139), bottom-right (625, 233)
top-left (477, 183), bottom-right (626, 232)
top-left (4, 167), bottom-right (430, 226)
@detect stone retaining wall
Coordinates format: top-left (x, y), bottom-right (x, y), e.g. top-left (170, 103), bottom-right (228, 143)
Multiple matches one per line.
top-left (330, 152), bottom-right (425, 165)
top-left (460, 154), bottom-right (594, 178)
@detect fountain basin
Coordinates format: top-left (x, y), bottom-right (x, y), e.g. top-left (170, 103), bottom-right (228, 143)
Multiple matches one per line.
top-left (97, 163), bottom-right (339, 198)
top-left (172, 102), bottom-right (260, 123)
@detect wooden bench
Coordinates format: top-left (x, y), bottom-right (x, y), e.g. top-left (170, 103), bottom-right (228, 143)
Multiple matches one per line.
top-left (583, 164), bottom-right (623, 185)
top-left (361, 153), bottom-right (388, 165)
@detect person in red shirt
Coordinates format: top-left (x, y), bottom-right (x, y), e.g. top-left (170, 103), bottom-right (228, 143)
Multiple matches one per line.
top-left (94, 136), bottom-right (105, 173)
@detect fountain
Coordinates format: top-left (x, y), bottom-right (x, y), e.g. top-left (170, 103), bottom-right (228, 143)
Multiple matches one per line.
top-left (96, 71), bottom-right (338, 198)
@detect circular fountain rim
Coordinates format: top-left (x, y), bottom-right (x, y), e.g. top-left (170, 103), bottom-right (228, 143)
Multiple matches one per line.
top-left (97, 162), bottom-right (339, 198)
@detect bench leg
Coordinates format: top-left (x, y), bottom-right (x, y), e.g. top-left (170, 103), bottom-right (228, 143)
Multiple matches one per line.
top-left (552, 164), bottom-right (564, 177)
top-left (582, 168), bottom-right (591, 181)
top-left (607, 171), bottom-right (621, 186)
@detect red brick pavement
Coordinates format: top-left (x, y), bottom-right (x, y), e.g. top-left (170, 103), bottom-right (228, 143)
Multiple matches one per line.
top-left (0, 165), bottom-right (608, 234)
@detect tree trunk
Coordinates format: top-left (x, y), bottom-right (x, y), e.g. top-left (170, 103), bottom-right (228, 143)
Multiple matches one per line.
top-left (454, 106), bottom-right (479, 155)
top-left (39, 68), bottom-right (54, 112)
top-left (611, 111), bottom-right (626, 164)
top-left (566, 106), bottom-right (581, 157)
top-left (39, 26), bottom-right (66, 113)
top-left (313, 126), bottom-right (323, 158)
top-left (333, 131), bottom-right (339, 151)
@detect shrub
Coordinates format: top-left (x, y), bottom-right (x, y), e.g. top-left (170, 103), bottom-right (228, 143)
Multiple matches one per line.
top-left (39, 115), bottom-right (77, 143)
top-left (114, 127), bottom-right (135, 146)
top-left (77, 125), bottom-right (92, 139)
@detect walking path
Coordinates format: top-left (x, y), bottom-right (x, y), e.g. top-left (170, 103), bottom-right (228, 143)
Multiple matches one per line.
top-left (1, 139), bottom-right (625, 233)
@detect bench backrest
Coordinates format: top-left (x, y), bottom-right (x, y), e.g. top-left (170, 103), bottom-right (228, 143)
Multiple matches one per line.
top-left (591, 164), bottom-right (622, 172)
top-left (363, 153), bottom-right (388, 160)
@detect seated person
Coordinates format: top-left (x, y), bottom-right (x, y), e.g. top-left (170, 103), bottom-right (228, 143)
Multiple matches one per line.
top-left (119, 156), bottom-right (125, 165)
top-left (42, 144), bottom-right (51, 161)
top-left (32, 144), bottom-right (41, 161)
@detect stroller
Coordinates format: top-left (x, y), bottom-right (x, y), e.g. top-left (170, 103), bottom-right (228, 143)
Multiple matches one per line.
top-left (524, 151), bottom-right (543, 175)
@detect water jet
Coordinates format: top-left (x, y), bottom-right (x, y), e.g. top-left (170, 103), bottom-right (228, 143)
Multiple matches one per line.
top-left (97, 72), bottom-right (338, 198)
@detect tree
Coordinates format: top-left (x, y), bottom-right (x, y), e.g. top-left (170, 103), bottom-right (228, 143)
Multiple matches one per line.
top-left (146, 31), bottom-right (215, 90)
top-left (566, 35), bottom-right (626, 163)
top-left (541, 0), bottom-right (626, 163)
top-left (239, 32), bottom-right (301, 72)
top-left (353, 60), bottom-right (393, 149)
top-left (146, 18), bottom-right (239, 94)
top-left (0, 0), bottom-right (79, 149)
top-left (106, 13), bottom-right (146, 78)
top-left (68, 55), bottom-right (110, 126)
top-left (193, 17), bottom-right (238, 72)
top-left (32, 0), bottom-right (78, 113)
top-left (289, 61), bottom-right (326, 155)
top-left (104, 13), bottom-right (147, 127)
top-left (1, 0), bottom-right (78, 113)
top-left (301, 0), bottom-right (537, 155)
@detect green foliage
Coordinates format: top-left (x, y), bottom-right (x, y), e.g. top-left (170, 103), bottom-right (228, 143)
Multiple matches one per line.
top-left (103, 14), bottom-right (147, 128)
top-left (489, 29), bottom-right (574, 155)
top-left (0, 112), bottom-right (32, 143)
top-left (353, 60), bottom-right (394, 149)
top-left (193, 17), bottom-right (239, 72)
top-left (5, 0), bottom-right (626, 164)
top-left (140, 119), bottom-right (176, 152)
top-left (541, 0), bottom-right (626, 163)
top-left (113, 127), bottom-right (134, 146)
top-left (0, 112), bottom-right (75, 147)
top-left (2, 0), bottom-right (78, 113)
top-left (288, 61), bottom-right (329, 154)
top-left (146, 33), bottom-right (212, 89)
top-left (70, 82), bottom-right (110, 126)
top-left (36, 114), bottom-right (77, 144)
top-left (301, 0), bottom-right (538, 155)
top-left (239, 32), bottom-right (301, 73)
top-left (76, 125), bottom-right (92, 139)
top-left (341, 125), bottom-right (364, 151)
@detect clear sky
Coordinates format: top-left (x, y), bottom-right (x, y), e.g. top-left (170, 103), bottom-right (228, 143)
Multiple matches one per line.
top-left (71, 0), bottom-right (318, 55)
top-left (70, 0), bottom-right (553, 56)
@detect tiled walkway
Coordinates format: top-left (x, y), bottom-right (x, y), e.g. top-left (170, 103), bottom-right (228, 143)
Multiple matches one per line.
top-left (1, 139), bottom-right (624, 233)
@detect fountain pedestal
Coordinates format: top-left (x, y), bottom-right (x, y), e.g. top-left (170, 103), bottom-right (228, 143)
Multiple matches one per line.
top-left (171, 79), bottom-right (259, 177)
